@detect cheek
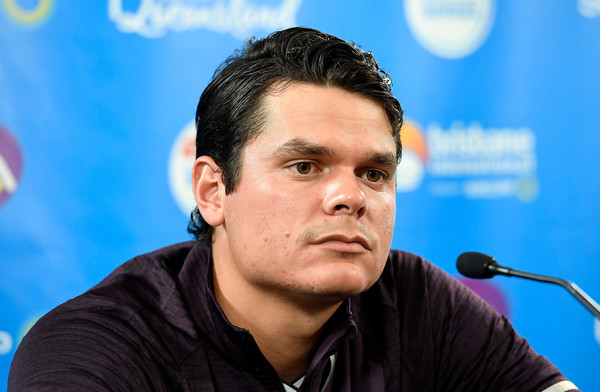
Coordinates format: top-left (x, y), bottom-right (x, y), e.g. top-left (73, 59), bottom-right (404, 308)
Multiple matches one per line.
top-left (226, 187), bottom-right (305, 247)
top-left (374, 193), bottom-right (396, 228)
top-left (370, 195), bottom-right (396, 256)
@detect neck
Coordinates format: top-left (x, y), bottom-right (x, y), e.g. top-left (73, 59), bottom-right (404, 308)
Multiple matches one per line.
top-left (211, 249), bottom-right (341, 382)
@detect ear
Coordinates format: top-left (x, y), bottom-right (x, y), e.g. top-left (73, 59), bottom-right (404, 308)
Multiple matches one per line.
top-left (192, 156), bottom-right (225, 227)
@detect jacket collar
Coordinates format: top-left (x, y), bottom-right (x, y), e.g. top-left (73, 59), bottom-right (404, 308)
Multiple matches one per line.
top-left (178, 241), bottom-right (358, 374)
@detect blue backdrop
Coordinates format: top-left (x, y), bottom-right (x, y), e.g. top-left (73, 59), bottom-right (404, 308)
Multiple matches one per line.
top-left (1, 0), bottom-right (599, 390)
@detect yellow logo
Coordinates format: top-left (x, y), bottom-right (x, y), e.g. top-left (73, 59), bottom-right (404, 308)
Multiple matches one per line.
top-left (3, 0), bottom-right (53, 25)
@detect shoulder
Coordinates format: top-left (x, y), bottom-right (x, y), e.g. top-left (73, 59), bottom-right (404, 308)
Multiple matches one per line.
top-left (373, 249), bottom-right (511, 336)
top-left (8, 241), bottom-right (208, 392)
top-left (379, 249), bottom-right (449, 284)
top-left (373, 249), bottom-right (471, 309)
top-left (369, 250), bottom-right (574, 392)
top-left (88, 241), bottom-right (200, 311)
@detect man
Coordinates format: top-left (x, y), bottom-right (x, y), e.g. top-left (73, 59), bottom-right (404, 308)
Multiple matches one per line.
top-left (9, 27), bottom-right (579, 391)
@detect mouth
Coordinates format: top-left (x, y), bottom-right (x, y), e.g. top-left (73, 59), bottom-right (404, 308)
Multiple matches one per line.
top-left (312, 234), bottom-right (371, 253)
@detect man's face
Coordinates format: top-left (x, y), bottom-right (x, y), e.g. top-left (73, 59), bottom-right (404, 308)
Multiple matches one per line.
top-left (213, 83), bottom-right (397, 303)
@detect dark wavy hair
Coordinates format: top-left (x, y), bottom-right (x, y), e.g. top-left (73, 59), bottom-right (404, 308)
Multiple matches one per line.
top-left (188, 27), bottom-right (403, 242)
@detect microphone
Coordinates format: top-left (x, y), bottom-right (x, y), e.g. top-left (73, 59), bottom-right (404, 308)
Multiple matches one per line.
top-left (457, 251), bottom-right (600, 319)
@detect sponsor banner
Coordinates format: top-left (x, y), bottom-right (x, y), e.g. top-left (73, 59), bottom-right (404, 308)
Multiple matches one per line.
top-left (397, 120), bottom-right (539, 202)
top-left (2, 1), bottom-right (599, 390)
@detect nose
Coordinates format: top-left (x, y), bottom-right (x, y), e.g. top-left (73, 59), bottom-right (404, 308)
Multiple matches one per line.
top-left (322, 170), bottom-right (367, 218)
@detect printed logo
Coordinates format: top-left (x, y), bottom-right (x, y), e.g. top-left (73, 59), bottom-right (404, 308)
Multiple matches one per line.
top-left (404, 0), bottom-right (496, 59)
top-left (0, 125), bottom-right (23, 209)
top-left (108, 0), bottom-right (303, 39)
top-left (168, 121), bottom-right (197, 216)
top-left (458, 277), bottom-right (510, 317)
top-left (0, 330), bottom-right (12, 355)
top-left (396, 119), bottom-right (539, 201)
top-left (578, 0), bottom-right (600, 17)
top-left (396, 120), bottom-right (428, 192)
top-left (2, 0), bottom-right (53, 25)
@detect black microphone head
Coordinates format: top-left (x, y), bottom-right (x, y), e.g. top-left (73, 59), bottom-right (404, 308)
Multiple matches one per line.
top-left (456, 251), bottom-right (498, 279)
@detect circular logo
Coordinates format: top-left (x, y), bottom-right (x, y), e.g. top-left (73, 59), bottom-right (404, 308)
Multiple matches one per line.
top-left (2, 0), bottom-right (53, 25)
top-left (168, 121), bottom-right (197, 216)
top-left (0, 125), bottom-right (23, 209)
top-left (396, 120), bottom-right (427, 192)
top-left (404, 0), bottom-right (496, 59)
top-left (578, 0), bottom-right (600, 18)
top-left (0, 331), bottom-right (13, 355)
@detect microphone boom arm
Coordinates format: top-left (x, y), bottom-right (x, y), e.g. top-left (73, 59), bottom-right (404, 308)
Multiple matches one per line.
top-left (488, 263), bottom-right (600, 319)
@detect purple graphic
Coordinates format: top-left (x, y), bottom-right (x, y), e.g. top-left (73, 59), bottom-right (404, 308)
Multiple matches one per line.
top-left (0, 125), bottom-right (23, 208)
top-left (458, 277), bottom-right (511, 318)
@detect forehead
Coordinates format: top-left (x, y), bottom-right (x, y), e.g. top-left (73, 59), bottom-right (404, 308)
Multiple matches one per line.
top-left (250, 83), bottom-right (396, 155)
top-left (263, 82), bottom-right (389, 123)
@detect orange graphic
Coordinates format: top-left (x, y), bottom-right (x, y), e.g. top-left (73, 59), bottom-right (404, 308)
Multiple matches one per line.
top-left (401, 119), bottom-right (428, 162)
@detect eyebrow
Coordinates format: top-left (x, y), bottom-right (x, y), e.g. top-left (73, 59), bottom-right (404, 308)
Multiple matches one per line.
top-left (273, 138), bottom-right (335, 158)
top-left (369, 151), bottom-right (399, 170)
top-left (273, 138), bottom-right (398, 170)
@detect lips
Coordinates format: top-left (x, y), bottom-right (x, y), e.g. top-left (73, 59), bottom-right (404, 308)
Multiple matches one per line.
top-left (312, 234), bottom-right (371, 252)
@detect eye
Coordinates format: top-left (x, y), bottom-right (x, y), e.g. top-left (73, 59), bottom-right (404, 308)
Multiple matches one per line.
top-left (364, 170), bottom-right (384, 182)
top-left (294, 162), bottom-right (313, 174)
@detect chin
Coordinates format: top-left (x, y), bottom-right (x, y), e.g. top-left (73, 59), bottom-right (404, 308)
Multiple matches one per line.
top-left (307, 271), bottom-right (379, 300)
top-left (266, 261), bottom-right (385, 305)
